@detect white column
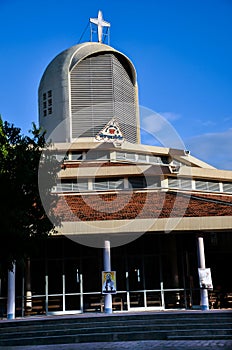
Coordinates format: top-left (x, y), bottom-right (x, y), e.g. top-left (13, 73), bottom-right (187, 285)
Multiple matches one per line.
top-left (103, 240), bottom-right (112, 314)
top-left (197, 235), bottom-right (209, 310)
top-left (45, 275), bottom-right (48, 315)
top-left (62, 274), bottom-right (65, 312)
top-left (7, 262), bottom-right (16, 319)
top-left (80, 273), bottom-right (84, 313)
top-left (25, 258), bottom-right (32, 313)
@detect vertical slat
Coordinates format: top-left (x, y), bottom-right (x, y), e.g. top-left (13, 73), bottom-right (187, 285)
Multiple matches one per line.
top-left (70, 53), bottom-right (137, 142)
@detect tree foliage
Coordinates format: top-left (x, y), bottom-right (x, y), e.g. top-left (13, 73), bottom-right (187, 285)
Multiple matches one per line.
top-left (0, 117), bottom-right (60, 267)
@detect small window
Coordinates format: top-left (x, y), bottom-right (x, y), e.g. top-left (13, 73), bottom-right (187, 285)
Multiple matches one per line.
top-left (71, 152), bottom-right (82, 161)
top-left (76, 180), bottom-right (88, 191)
top-left (93, 179), bottom-right (109, 191)
top-left (116, 152), bottom-right (126, 160)
top-left (54, 179), bottom-right (88, 192)
top-left (149, 155), bottom-right (163, 164)
top-left (42, 90), bottom-right (53, 117)
top-left (168, 178), bottom-right (192, 190)
top-left (180, 179), bottom-right (192, 189)
top-left (128, 176), bottom-right (146, 189)
top-left (168, 178), bottom-right (179, 188)
top-left (146, 177), bottom-right (160, 188)
top-left (137, 154), bottom-right (147, 162)
top-left (223, 182), bottom-right (232, 193)
top-left (161, 156), bottom-right (169, 164)
top-left (86, 151), bottom-right (109, 160)
top-left (195, 180), bottom-right (207, 191)
top-left (126, 153), bottom-right (136, 162)
top-left (195, 180), bottom-right (220, 192)
top-left (93, 178), bottom-right (124, 191)
top-left (109, 178), bottom-right (124, 190)
top-left (208, 182), bottom-right (220, 192)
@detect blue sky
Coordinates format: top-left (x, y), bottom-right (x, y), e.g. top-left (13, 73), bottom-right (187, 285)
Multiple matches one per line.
top-left (0, 0), bottom-right (232, 169)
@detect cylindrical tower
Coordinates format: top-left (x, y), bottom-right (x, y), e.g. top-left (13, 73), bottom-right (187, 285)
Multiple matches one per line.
top-left (38, 42), bottom-right (140, 143)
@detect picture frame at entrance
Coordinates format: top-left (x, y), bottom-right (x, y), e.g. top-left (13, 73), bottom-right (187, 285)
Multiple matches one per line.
top-left (102, 271), bottom-right (117, 294)
top-left (198, 268), bottom-right (213, 289)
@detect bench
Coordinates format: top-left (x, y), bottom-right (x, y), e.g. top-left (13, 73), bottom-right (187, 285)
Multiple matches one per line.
top-left (25, 297), bottom-right (62, 315)
top-left (209, 292), bottom-right (217, 309)
top-left (85, 296), bottom-right (123, 312)
top-left (25, 297), bottom-right (45, 315)
top-left (147, 296), bottom-right (161, 307)
top-left (225, 293), bottom-right (232, 308)
top-left (112, 297), bottom-right (123, 311)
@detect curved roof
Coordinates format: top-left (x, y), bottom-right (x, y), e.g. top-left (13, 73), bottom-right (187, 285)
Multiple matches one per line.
top-left (39, 42), bottom-right (137, 88)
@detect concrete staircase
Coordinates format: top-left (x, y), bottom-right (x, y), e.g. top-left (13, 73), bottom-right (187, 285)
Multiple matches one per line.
top-left (0, 311), bottom-right (232, 346)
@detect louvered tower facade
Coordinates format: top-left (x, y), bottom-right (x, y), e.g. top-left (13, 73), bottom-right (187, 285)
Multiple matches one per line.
top-left (38, 42), bottom-right (140, 143)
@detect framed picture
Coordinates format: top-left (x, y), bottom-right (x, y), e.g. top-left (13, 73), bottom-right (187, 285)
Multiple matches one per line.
top-left (102, 271), bottom-right (117, 294)
top-left (198, 268), bottom-right (213, 289)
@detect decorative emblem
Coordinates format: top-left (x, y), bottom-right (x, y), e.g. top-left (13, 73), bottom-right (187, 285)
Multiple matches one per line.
top-left (95, 118), bottom-right (124, 144)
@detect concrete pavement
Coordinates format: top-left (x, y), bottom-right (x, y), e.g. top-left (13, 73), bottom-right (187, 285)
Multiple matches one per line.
top-left (1, 340), bottom-right (232, 349)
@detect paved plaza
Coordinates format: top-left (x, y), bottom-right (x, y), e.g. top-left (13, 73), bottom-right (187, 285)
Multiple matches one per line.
top-left (1, 340), bottom-right (232, 350)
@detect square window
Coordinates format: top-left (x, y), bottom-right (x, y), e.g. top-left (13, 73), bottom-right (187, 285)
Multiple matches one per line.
top-left (43, 110), bottom-right (47, 117)
top-left (43, 93), bottom-right (46, 100)
top-left (48, 107), bottom-right (52, 115)
top-left (47, 90), bottom-right (52, 98)
top-left (48, 99), bottom-right (52, 106)
top-left (43, 101), bottom-right (47, 109)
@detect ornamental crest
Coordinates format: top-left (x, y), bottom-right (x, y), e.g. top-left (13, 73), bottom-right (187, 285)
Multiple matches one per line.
top-left (95, 118), bottom-right (124, 143)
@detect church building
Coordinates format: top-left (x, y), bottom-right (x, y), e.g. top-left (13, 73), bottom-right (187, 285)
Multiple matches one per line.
top-left (2, 11), bottom-right (232, 318)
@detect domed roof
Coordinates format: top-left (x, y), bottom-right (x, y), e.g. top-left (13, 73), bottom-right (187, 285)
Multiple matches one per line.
top-left (38, 41), bottom-right (139, 143)
top-left (39, 42), bottom-right (137, 88)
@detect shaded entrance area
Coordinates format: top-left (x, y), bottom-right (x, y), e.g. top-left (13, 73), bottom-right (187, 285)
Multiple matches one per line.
top-left (0, 231), bottom-right (232, 317)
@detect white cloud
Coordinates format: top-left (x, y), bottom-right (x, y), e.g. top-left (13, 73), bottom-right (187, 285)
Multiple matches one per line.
top-left (158, 112), bottom-right (181, 122)
top-left (140, 108), bottom-right (185, 149)
top-left (186, 128), bottom-right (232, 170)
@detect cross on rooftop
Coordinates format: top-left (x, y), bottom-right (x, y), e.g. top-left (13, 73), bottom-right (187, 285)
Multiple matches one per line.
top-left (90, 10), bottom-right (110, 43)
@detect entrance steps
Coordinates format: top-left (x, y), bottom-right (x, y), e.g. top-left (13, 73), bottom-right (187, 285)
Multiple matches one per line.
top-left (0, 310), bottom-right (232, 346)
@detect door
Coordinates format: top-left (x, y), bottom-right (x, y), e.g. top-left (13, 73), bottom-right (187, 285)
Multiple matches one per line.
top-left (127, 255), bottom-right (162, 309)
top-left (127, 256), bottom-right (145, 308)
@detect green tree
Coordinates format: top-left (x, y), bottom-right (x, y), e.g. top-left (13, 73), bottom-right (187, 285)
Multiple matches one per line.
top-left (0, 117), bottom-right (60, 268)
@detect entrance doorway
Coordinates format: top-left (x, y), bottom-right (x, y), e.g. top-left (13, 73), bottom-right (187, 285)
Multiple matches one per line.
top-left (127, 255), bottom-right (163, 310)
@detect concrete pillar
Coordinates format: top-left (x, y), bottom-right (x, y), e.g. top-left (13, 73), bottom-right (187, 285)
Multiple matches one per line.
top-left (7, 262), bottom-right (16, 319)
top-left (103, 240), bottom-right (112, 314)
top-left (25, 258), bottom-right (32, 313)
top-left (197, 235), bottom-right (209, 310)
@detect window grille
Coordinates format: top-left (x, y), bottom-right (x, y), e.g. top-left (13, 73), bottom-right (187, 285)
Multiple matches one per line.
top-left (149, 155), bottom-right (163, 164)
top-left (54, 180), bottom-right (88, 192)
top-left (71, 152), bottom-right (83, 161)
top-left (137, 154), bottom-right (147, 162)
top-left (195, 180), bottom-right (220, 192)
top-left (168, 178), bottom-right (179, 188)
top-left (168, 178), bottom-right (192, 190)
top-left (86, 151), bottom-right (109, 160)
top-left (93, 178), bottom-right (124, 190)
top-left (223, 182), bottom-right (232, 193)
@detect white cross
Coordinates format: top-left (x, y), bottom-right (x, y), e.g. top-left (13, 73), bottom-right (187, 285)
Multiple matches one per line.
top-left (90, 10), bottom-right (110, 43)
